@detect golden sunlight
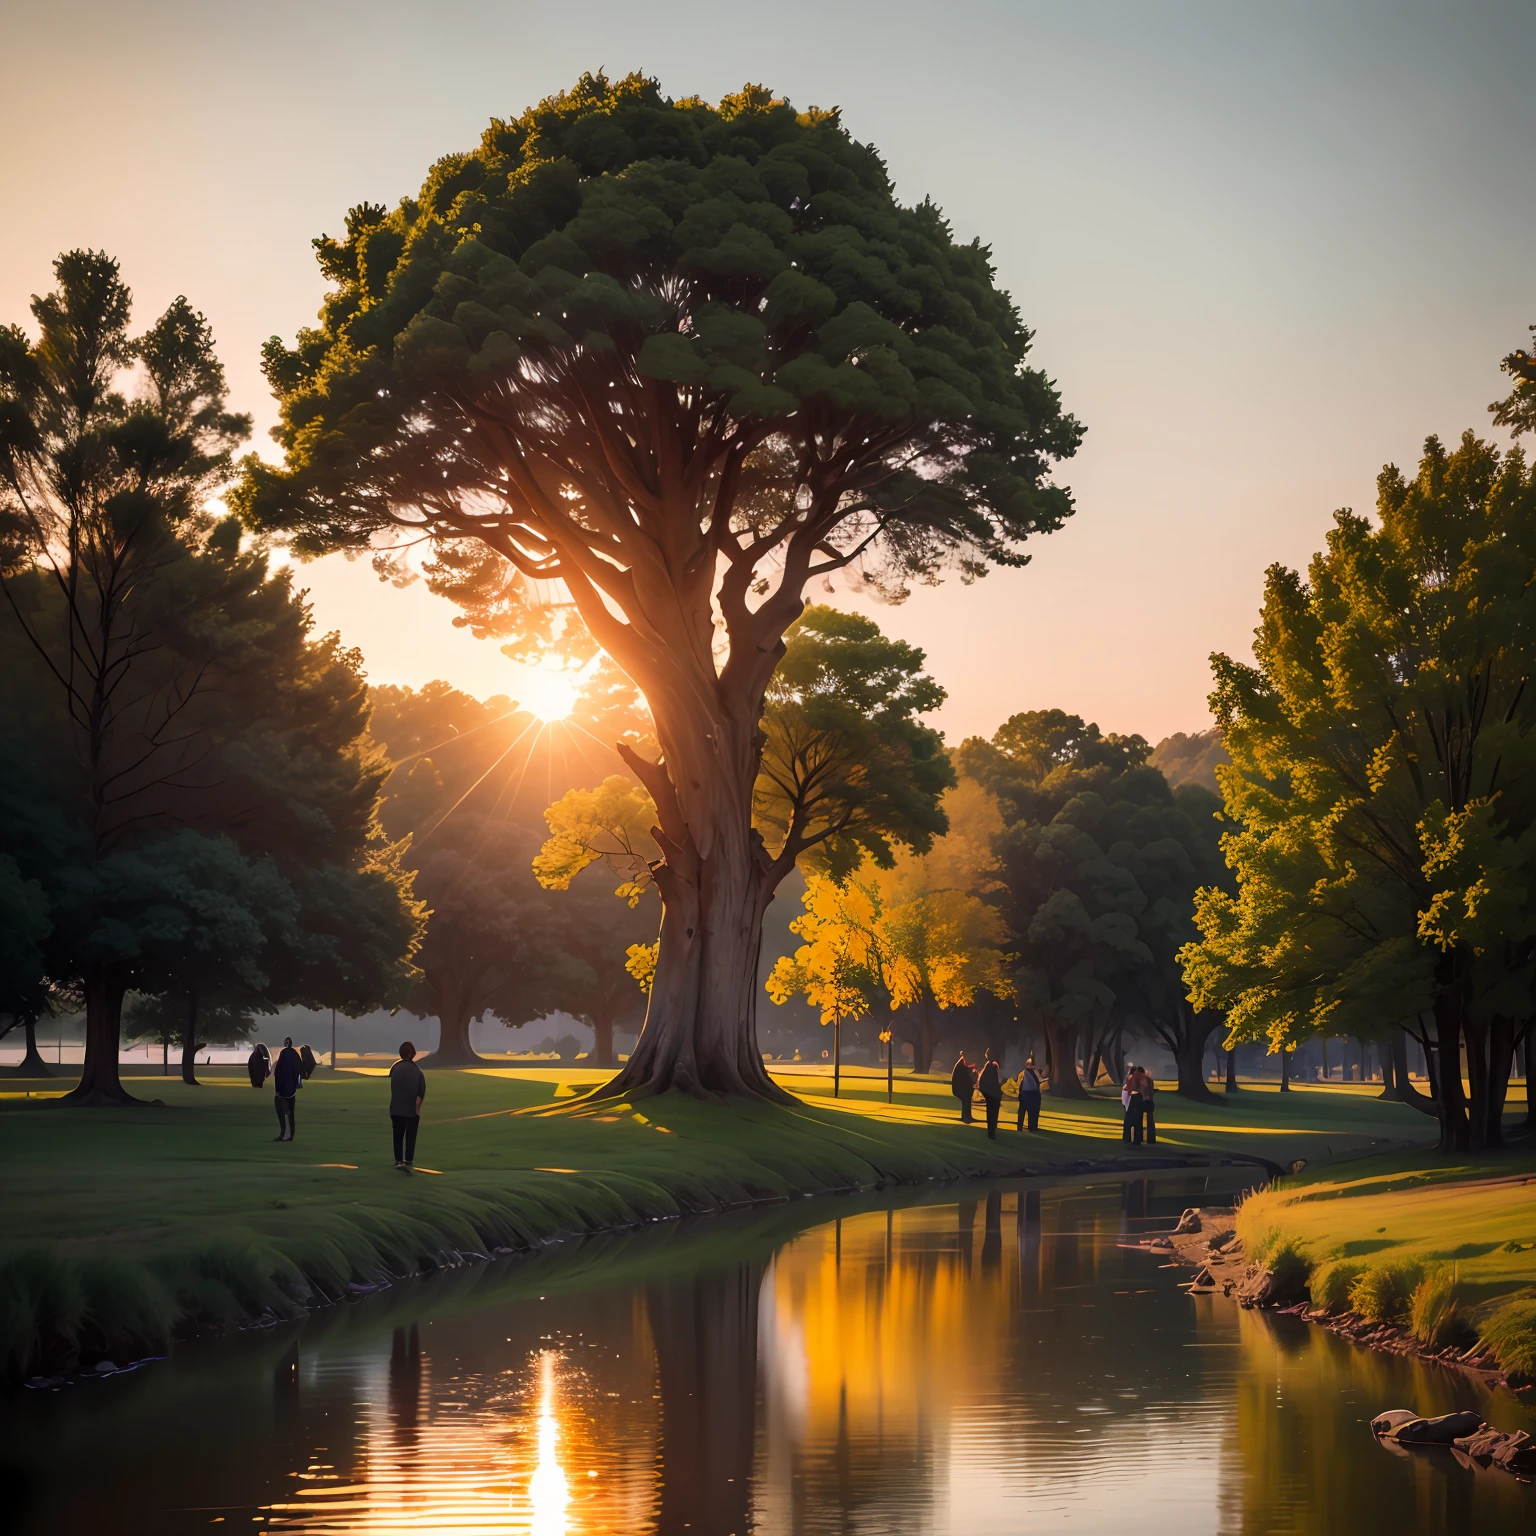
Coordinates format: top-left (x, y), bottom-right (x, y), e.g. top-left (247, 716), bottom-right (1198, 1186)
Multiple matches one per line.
top-left (517, 667), bottom-right (580, 723)
top-left (529, 1350), bottom-right (570, 1536)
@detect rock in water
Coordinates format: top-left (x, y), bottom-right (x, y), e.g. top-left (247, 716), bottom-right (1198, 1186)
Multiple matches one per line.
top-left (1454, 1427), bottom-right (1536, 1478)
top-left (1174, 1208), bottom-right (1202, 1235)
top-left (1371, 1409), bottom-right (1484, 1445)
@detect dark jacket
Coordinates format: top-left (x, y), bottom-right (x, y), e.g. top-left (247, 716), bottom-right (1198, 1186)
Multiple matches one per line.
top-left (273, 1047), bottom-right (303, 1097)
top-left (299, 1044), bottom-right (316, 1080)
top-left (978, 1060), bottom-right (1002, 1101)
top-left (389, 1059), bottom-right (427, 1118)
top-left (1019, 1066), bottom-right (1043, 1098)
top-left (247, 1045), bottom-right (269, 1087)
top-left (950, 1060), bottom-right (973, 1098)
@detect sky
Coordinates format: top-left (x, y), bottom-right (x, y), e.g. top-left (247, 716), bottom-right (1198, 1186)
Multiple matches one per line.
top-left (4, 0), bottom-right (1534, 744)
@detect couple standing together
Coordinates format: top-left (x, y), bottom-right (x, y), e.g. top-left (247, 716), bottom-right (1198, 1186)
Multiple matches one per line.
top-left (1121, 1064), bottom-right (1157, 1145)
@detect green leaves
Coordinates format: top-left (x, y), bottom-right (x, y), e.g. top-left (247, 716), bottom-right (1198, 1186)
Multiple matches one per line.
top-left (1184, 430), bottom-right (1536, 1061)
top-left (242, 71), bottom-right (1081, 641)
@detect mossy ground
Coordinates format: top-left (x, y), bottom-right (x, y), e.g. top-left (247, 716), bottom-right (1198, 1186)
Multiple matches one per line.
top-left (0, 1063), bottom-right (1462, 1377)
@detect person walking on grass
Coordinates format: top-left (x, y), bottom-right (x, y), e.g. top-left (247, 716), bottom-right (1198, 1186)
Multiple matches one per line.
top-left (977, 1049), bottom-right (1003, 1140)
top-left (951, 1052), bottom-right (976, 1124)
top-left (390, 1041), bottom-right (427, 1171)
top-left (1122, 1064), bottom-right (1145, 1146)
top-left (1016, 1055), bottom-right (1045, 1132)
top-left (247, 1040), bottom-right (270, 1088)
top-left (1138, 1064), bottom-right (1158, 1145)
top-left (272, 1037), bottom-right (303, 1141)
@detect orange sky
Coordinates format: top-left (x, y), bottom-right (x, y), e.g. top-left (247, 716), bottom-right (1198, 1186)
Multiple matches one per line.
top-left (5, 0), bottom-right (1532, 744)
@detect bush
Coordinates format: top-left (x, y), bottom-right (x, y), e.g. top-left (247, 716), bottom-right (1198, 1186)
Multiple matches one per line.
top-left (1409, 1267), bottom-right (1470, 1348)
top-left (1268, 1234), bottom-right (1312, 1295)
top-left (1479, 1297), bottom-right (1536, 1381)
top-left (1309, 1259), bottom-right (1364, 1313)
top-left (1349, 1261), bottom-right (1423, 1323)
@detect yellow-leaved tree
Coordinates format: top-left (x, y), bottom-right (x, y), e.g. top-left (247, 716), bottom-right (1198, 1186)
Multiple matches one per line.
top-left (769, 795), bottom-right (1015, 1078)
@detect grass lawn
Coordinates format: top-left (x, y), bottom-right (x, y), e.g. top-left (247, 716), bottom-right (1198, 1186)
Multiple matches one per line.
top-left (1238, 1146), bottom-right (1536, 1306)
top-left (0, 1061), bottom-right (1477, 1379)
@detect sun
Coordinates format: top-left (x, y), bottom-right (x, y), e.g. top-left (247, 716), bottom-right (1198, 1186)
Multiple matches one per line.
top-left (517, 666), bottom-right (580, 722)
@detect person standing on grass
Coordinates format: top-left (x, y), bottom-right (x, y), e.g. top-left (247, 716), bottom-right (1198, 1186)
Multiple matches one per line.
top-left (299, 1043), bottom-right (317, 1080)
top-left (272, 1037), bottom-right (303, 1142)
top-left (247, 1041), bottom-right (270, 1088)
top-left (1121, 1064), bottom-right (1145, 1146)
top-left (1016, 1055), bottom-right (1045, 1132)
top-left (390, 1041), bottom-right (427, 1170)
top-left (951, 1052), bottom-right (976, 1123)
top-left (1138, 1065), bottom-right (1158, 1145)
top-left (977, 1049), bottom-right (1003, 1140)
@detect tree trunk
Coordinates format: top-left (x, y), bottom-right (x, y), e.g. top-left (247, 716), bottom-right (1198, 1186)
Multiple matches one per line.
top-left (61, 971), bottom-right (138, 1106)
top-left (1386, 1030), bottom-right (1436, 1116)
top-left (17, 1017), bottom-right (52, 1076)
top-left (589, 1011), bottom-right (617, 1069)
top-left (1279, 1048), bottom-right (1291, 1092)
top-left (1044, 1017), bottom-right (1088, 1099)
top-left (592, 710), bottom-right (793, 1105)
top-left (1225, 1044), bottom-right (1240, 1093)
top-left (1434, 991), bottom-right (1469, 1153)
top-left (909, 994), bottom-right (939, 1075)
top-left (427, 1001), bottom-right (486, 1068)
top-left (1485, 1015), bottom-right (1514, 1151)
top-left (1173, 1008), bottom-right (1219, 1103)
top-left (180, 994), bottom-right (200, 1085)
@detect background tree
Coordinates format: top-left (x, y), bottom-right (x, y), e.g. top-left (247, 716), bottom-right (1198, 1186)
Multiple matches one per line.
top-left (962, 710), bottom-right (1226, 1098)
top-left (0, 252), bottom-right (422, 1102)
top-left (1181, 432), bottom-right (1536, 1151)
top-left (370, 680), bottom-right (653, 1065)
top-left (0, 851), bottom-right (51, 1075)
top-left (240, 73), bottom-right (1081, 1101)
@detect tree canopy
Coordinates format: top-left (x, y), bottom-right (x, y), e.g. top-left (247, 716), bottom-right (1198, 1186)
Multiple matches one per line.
top-left (238, 72), bottom-right (1080, 1101)
top-left (961, 709), bottom-right (1225, 1097)
top-left (1181, 431), bottom-right (1536, 1150)
top-left (0, 252), bottom-right (422, 1101)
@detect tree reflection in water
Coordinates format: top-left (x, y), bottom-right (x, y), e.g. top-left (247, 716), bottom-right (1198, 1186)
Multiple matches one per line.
top-left (4, 1177), bottom-right (1535, 1535)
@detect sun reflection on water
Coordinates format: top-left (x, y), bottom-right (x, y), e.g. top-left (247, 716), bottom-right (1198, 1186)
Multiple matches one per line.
top-left (529, 1351), bottom-right (569, 1536)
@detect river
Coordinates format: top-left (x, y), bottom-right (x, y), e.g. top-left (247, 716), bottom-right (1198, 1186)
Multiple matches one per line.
top-left (3, 1172), bottom-right (1532, 1534)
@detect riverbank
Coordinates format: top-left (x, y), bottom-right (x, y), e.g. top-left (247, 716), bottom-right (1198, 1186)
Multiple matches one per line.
top-left (1166, 1146), bottom-right (1536, 1394)
top-left (0, 1066), bottom-right (1436, 1380)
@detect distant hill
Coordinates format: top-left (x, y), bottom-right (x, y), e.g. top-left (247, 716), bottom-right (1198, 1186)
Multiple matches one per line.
top-left (1150, 727), bottom-right (1228, 795)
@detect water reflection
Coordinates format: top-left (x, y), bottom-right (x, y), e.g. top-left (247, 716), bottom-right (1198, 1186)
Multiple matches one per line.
top-left (529, 1351), bottom-right (568, 1536)
top-left (3, 1176), bottom-right (1533, 1535)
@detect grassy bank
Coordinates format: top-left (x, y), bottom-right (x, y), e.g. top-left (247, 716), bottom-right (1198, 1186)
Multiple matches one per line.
top-left (1236, 1146), bottom-right (1536, 1383)
top-left (0, 1065), bottom-right (1437, 1379)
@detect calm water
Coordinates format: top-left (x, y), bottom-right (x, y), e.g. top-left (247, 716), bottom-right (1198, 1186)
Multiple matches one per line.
top-left (4, 1174), bottom-right (1533, 1535)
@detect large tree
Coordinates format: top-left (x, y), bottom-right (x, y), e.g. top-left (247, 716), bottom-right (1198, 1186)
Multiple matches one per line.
top-left (239, 74), bottom-right (1080, 1100)
top-left (1181, 432), bottom-right (1536, 1152)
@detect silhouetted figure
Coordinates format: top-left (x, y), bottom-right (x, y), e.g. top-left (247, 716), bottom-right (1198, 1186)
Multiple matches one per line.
top-left (1121, 1064), bottom-right (1145, 1145)
top-left (1139, 1065), bottom-right (1158, 1144)
top-left (977, 1050), bottom-right (1003, 1139)
top-left (247, 1042), bottom-right (270, 1089)
top-left (951, 1053), bottom-right (975, 1123)
top-left (1016, 1054), bottom-right (1045, 1131)
top-left (272, 1037), bottom-right (302, 1141)
top-left (389, 1041), bottom-right (427, 1169)
top-left (299, 1043), bottom-right (317, 1080)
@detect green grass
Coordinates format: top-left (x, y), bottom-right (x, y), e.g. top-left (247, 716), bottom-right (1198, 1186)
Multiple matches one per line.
top-left (0, 1064), bottom-right (1444, 1379)
top-left (1236, 1143), bottom-right (1536, 1377)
